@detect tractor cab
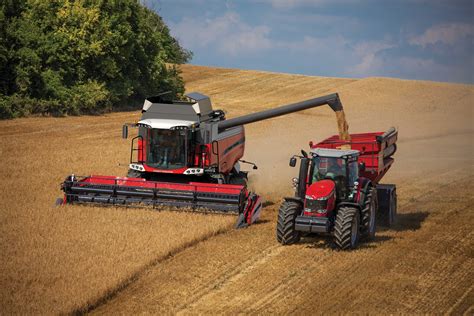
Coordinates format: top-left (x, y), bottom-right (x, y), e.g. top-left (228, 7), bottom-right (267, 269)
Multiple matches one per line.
top-left (309, 148), bottom-right (360, 201)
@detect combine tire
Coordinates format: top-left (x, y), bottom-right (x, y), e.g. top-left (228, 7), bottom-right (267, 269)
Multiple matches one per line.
top-left (229, 172), bottom-right (248, 186)
top-left (361, 187), bottom-right (377, 240)
top-left (276, 201), bottom-right (301, 245)
top-left (127, 169), bottom-right (142, 178)
top-left (334, 206), bottom-right (360, 250)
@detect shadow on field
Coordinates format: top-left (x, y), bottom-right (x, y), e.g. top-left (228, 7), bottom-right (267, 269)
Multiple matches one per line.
top-left (378, 211), bottom-right (430, 232)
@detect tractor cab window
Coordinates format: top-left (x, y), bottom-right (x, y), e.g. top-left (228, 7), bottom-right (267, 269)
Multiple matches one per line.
top-left (312, 157), bottom-right (345, 182)
top-left (348, 161), bottom-right (359, 186)
top-left (146, 129), bottom-right (187, 170)
top-left (311, 156), bottom-right (348, 198)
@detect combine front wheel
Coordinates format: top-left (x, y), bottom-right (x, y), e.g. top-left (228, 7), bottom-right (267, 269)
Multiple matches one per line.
top-left (334, 206), bottom-right (360, 250)
top-left (276, 201), bottom-right (301, 245)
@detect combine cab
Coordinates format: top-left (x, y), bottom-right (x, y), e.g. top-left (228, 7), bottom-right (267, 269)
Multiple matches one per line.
top-left (59, 92), bottom-right (347, 228)
top-left (277, 128), bottom-right (398, 249)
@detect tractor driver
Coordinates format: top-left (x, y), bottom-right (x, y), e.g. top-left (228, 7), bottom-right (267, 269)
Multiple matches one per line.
top-left (313, 157), bottom-right (344, 182)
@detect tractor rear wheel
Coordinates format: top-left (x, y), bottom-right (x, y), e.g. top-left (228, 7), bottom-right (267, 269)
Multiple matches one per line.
top-left (276, 201), bottom-right (302, 245)
top-left (334, 206), bottom-right (360, 250)
top-left (361, 187), bottom-right (377, 240)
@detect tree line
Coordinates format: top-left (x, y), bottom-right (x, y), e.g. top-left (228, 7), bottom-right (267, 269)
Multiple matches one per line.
top-left (0, 0), bottom-right (192, 119)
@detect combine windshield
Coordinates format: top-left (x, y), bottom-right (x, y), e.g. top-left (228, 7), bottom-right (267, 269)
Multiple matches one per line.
top-left (146, 129), bottom-right (187, 170)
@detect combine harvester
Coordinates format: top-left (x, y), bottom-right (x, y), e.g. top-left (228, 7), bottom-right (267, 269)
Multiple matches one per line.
top-left (59, 92), bottom-right (346, 227)
top-left (277, 128), bottom-right (398, 249)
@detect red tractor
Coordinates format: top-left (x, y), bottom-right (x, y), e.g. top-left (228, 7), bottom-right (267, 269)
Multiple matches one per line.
top-left (277, 128), bottom-right (398, 249)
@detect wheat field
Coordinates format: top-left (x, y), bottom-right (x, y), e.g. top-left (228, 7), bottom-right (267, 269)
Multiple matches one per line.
top-left (1, 64), bottom-right (473, 314)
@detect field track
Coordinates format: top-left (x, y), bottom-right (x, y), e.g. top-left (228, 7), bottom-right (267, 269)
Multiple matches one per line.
top-left (0, 65), bottom-right (472, 314)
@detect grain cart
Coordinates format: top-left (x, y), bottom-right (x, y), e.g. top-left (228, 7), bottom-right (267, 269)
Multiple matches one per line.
top-left (59, 92), bottom-right (346, 228)
top-left (277, 128), bottom-right (398, 249)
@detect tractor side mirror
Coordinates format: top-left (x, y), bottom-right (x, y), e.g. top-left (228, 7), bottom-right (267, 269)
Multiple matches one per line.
top-left (122, 125), bottom-right (128, 139)
top-left (359, 162), bottom-right (366, 172)
top-left (289, 157), bottom-right (297, 167)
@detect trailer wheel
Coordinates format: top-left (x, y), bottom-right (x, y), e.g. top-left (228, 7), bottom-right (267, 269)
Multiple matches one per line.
top-left (276, 201), bottom-right (301, 245)
top-left (127, 169), bottom-right (142, 178)
top-left (361, 188), bottom-right (377, 240)
top-left (379, 189), bottom-right (397, 227)
top-left (234, 213), bottom-right (249, 229)
top-left (334, 206), bottom-right (360, 250)
top-left (388, 190), bottom-right (397, 227)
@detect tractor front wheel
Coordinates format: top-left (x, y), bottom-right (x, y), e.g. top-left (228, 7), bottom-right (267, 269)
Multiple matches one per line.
top-left (334, 206), bottom-right (360, 250)
top-left (276, 201), bottom-right (302, 245)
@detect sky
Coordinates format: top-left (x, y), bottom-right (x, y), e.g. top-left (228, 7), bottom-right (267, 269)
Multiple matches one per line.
top-left (146, 0), bottom-right (473, 84)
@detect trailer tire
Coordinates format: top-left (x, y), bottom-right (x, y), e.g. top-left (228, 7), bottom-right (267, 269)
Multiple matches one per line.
top-left (381, 190), bottom-right (397, 227)
top-left (361, 187), bottom-right (377, 240)
top-left (127, 169), bottom-right (142, 178)
top-left (334, 206), bottom-right (360, 250)
top-left (276, 201), bottom-right (301, 245)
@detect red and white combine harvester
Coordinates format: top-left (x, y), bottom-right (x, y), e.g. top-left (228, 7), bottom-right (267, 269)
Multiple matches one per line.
top-left (59, 92), bottom-right (345, 227)
top-left (277, 128), bottom-right (398, 249)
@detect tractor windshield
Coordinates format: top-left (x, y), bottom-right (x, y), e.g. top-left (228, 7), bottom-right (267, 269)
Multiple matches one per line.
top-left (146, 129), bottom-right (187, 170)
top-left (311, 156), bottom-right (359, 199)
top-left (311, 157), bottom-right (346, 183)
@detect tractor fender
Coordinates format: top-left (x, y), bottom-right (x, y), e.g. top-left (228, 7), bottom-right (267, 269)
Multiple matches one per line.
top-left (283, 197), bottom-right (304, 206)
top-left (358, 179), bottom-right (373, 206)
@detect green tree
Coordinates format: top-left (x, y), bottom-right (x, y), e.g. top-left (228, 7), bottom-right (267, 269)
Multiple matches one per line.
top-left (0, 0), bottom-right (192, 118)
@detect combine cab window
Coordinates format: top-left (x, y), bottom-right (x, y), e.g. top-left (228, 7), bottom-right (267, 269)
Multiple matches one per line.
top-left (146, 129), bottom-right (187, 170)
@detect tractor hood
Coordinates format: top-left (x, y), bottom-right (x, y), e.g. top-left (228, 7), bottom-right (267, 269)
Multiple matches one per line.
top-left (306, 180), bottom-right (335, 200)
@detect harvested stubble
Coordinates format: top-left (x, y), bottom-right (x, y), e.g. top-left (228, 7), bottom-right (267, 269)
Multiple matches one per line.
top-left (0, 115), bottom-right (235, 314)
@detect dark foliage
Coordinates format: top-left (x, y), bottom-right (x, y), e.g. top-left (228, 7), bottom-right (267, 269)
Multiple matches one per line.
top-left (0, 0), bottom-right (192, 118)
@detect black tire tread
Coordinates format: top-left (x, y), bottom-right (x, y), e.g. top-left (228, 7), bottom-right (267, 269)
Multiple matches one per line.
top-left (334, 206), bottom-right (359, 250)
top-left (276, 201), bottom-right (301, 245)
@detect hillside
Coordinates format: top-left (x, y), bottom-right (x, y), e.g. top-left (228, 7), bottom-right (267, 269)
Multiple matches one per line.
top-left (0, 65), bottom-right (472, 314)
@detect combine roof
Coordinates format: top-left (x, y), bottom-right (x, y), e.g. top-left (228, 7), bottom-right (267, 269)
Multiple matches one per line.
top-left (140, 92), bottom-right (214, 124)
top-left (138, 118), bottom-right (195, 129)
